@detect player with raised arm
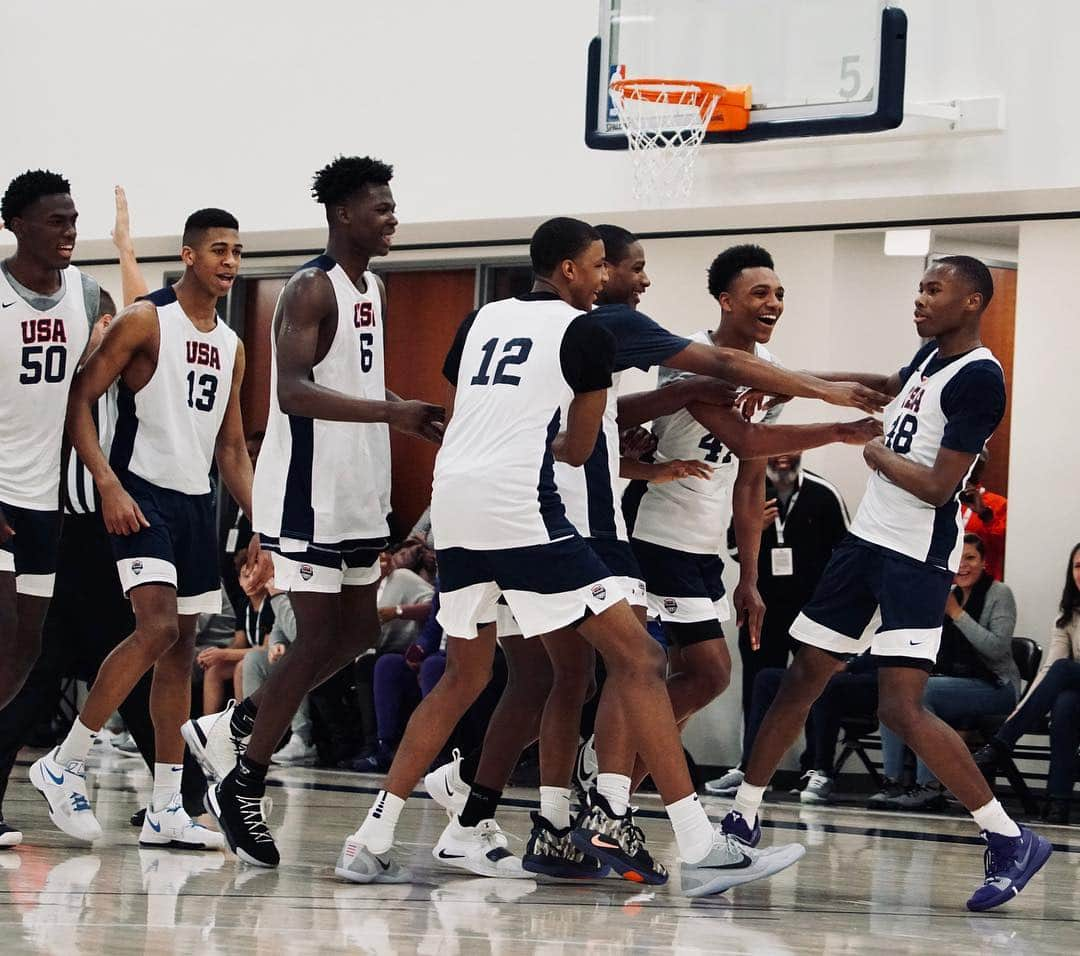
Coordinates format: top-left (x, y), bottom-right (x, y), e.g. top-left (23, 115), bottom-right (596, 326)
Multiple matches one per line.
top-left (30, 207), bottom-right (251, 850)
top-left (193, 156), bottom-right (443, 868)
top-left (721, 256), bottom-right (1052, 912)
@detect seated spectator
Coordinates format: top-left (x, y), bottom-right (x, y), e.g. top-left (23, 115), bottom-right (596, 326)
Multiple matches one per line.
top-left (871, 534), bottom-right (1019, 809)
top-left (376, 548), bottom-right (436, 652)
top-left (345, 590), bottom-right (446, 772)
top-left (240, 590), bottom-right (317, 766)
top-left (961, 451), bottom-right (1007, 581)
top-left (976, 542), bottom-right (1080, 823)
top-left (196, 564), bottom-right (276, 714)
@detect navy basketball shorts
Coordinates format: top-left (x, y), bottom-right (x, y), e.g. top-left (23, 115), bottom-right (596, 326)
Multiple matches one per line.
top-left (436, 535), bottom-right (628, 639)
top-left (111, 473), bottom-right (220, 615)
top-left (261, 534), bottom-right (387, 593)
top-left (790, 534), bottom-right (954, 671)
top-left (0, 500), bottom-right (62, 597)
top-left (588, 537), bottom-right (648, 610)
top-left (631, 538), bottom-right (730, 647)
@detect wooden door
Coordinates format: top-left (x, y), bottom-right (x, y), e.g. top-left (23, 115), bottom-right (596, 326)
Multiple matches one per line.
top-left (239, 277), bottom-right (286, 437)
top-left (981, 266), bottom-right (1016, 497)
top-left (383, 269), bottom-right (476, 537)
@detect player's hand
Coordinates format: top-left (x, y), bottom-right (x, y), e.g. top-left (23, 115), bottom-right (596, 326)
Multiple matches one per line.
top-left (389, 400), bottom-right (445, 444)
top-left (652, 459), bottom-right (713, 483)
top-left (619, 426), bottom-right (657, 460)
top-left (862, 436), bottom-right (887, 470)
top-left (197, 647), bottom-right (228, 670)
top-left (690, 378), bottom-right (740, 408)
top-left (111, 186), bottom-right (134, 253)
top-left (822, 381), bottom-right (890, 415)
top-left (738, 390), bottom-right (790, 420)
top-left (734, 580), bottom-right (766, 651)
top-left (268, 642), bottom-right (287, 663)
top-left (100, 480), bottom-right (150, 535)
top-left (836, 417), bottom-right (884, 445)
top-left (243, 534), bottom-right (274, 591)
top-left (763, 497), bottom-right (780, 524)
top-left (0, 506), bottom-right (14, 544)
top-left (377, 605), bottom-right (398, 624)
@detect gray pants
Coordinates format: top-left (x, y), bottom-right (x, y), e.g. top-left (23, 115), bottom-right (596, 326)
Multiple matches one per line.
top-left (243, 646), bottom-right (313, 745)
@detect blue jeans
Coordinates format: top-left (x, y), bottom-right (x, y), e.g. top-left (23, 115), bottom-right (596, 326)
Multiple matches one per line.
top-left (881, 676), bottom-right (1017, 785)
top-left (996, 658), bottom-right (1080, 797)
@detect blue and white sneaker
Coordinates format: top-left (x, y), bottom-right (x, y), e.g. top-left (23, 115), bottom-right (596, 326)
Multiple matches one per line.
top-left (720, 809), bottom-right (761, 848)
top-left (29, 747), bottom-right (102, 842)
top-left (140, 793), bottom-right (224, 850)
top-left (966, 826), bottom-right (1053, 912)
top-left (681, 829), bottom-right (805, 898)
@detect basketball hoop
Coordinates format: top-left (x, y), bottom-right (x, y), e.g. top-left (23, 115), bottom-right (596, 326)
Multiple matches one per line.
top-left (609, 78), bottom-right (751, 204)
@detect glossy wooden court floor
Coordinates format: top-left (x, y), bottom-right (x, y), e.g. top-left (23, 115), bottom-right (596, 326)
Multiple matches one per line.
top-left (1, 748), bottom-right (1077, 954)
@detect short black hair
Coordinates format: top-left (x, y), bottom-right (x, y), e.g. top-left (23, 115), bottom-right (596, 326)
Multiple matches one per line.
top-left (182, 208), bottom-right (239, 247)
top-left (933, 255), bottom-right (994, 309)
top-left (594, 224), bottom-right (638, 265)
top-left (707, 244), bottom-right (775, 299)
top-left (530, 217), bottom-right (601, 277)
top-left (98, 288), bottom-right (117, 319)
top-left (1, 169), bottom-right (71, 223)
top-left (312, 156), bottom-right (394, 207)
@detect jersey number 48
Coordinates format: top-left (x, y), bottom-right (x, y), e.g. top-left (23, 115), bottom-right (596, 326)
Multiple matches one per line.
top-left (698, 433), bottom-right (732, 464)
top-left (884, 413), bottom-right (918, 455)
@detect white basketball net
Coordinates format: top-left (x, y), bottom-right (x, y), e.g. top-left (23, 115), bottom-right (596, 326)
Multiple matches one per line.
top-left (610, 81), bottom-right (721, 204)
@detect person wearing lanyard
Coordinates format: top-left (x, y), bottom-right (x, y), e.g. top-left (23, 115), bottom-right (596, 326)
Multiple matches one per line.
top-left (706, 453), bottom-right (850, 796)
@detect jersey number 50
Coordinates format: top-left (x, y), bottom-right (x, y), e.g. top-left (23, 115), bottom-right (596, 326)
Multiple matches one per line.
top-left (884, 413), bottom-right (918, 455)
top-left (19, 345), bottom-right (67, 384)
top-left (471, 337), bottom-right (533, 386)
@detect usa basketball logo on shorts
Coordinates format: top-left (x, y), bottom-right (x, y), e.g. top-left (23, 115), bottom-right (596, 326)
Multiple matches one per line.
top-left (132, 560), bottom-right (143, 576)
top-left (591, 584), bottom-right (607, 600)
top-left (664, 598), bottom-right (679, 614)
top-left (299, 564), bottom-right (314, 581)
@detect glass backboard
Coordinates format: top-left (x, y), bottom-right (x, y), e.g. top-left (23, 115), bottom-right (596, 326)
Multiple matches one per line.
top-left (587, 1), bottom-right (907, 148)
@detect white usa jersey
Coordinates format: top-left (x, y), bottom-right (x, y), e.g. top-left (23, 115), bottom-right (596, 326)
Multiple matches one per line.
top-left (852, 343), bottom-right (1005, 571)
top-left (631, 332), bottom-right (781, 555)
top-left (0, 265), bottom-right (90, 510)
top-left (111, 287), bottom-right (238, 495)
top-left (253, 256), bottom-right (390, 544)
top-left (432, 293), bottom-right (615, 551)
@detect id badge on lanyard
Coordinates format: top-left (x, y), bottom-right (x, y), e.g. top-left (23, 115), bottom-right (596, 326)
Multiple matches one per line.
top-left (770, 487), bottom-right (801, 577)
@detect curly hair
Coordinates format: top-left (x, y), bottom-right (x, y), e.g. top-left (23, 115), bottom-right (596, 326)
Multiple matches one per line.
top-left (1, 169), bottom-right (71, 223)
top-left (311, 156), bottom-right (393, 206)
top-left (706, 243), bottom-right (775, 299)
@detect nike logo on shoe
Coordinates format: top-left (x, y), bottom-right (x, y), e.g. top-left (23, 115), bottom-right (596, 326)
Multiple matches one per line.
top-left (44, 765), bottom-right (65, 786)
top-left (148, 817), bottom-right (162, 833)
top-left (437, 849), bottom-right (464, 860)
top-left (444, 779), bottom-right (455, 798)
top-left (696, 854), bottom-right (753, 871)
top-left (590, 834), bottom-right (619, 850)
top-left (376, 856), bottom-right (392, 871)
top-left (2, 302), bottom-right (15, 309)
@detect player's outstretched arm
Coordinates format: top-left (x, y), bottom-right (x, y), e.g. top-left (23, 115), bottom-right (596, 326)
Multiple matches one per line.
top-left (805, 369), bottom-right (903, 398)
top-left (215, 341), bottom-right (254, 518)
top-left (552, 389), bottom-right (608, 467)
top-left (667, 341), bottom-right (891, 414)
top-left (863, 440), bottom-right (977, 507)
top-left (111, 186), bottom-right (150, 307)
top-left (731, 456), bottom-right (767, 649)
top-left (616, 378), bottom-right (738, 430)
top-left (275, 269), bottom-right (443, 440)
top-left (689, 403), bottom-right (882, 460)
top-left (66, 302), bottom-right (158, 534)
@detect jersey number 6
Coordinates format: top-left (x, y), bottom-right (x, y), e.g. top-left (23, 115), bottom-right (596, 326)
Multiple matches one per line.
top-left (470, 337), bottom-right (533, 387)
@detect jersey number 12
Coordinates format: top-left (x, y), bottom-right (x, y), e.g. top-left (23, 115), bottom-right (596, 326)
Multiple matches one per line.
top-left (471, 337), bottom-right (533, 386)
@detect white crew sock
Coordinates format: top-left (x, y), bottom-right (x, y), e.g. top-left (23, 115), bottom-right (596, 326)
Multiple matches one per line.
top-left (56, 717), bottom-right (99, 766)
top-left (732, 781), bottom-right (766, 825)
top-left (356, 790), bottom-right (405, 854)
top-left (152, 763), bottom-right (183, 811)
top-left (972, 798), bottom-right (1021, 838)
top-left (596, 773), bottom-right (631, 817)
top-left (667, 792), bottom-right (715, 864)
top-left (540, 786), bottom-right (573, 831)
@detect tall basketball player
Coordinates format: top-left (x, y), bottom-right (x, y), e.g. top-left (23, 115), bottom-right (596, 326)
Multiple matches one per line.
top-left (0, 170), bottom-right (92, 847)
top-left (722, 256), bottom-right (1052, 912)
top-left (30, 208), bottom-right (251, 851)
top-left (195, 156), bottom-right (444, 867)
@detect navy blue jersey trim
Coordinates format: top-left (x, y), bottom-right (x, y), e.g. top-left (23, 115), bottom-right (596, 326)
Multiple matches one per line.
top-left (109, 381), bottom-right (139, 476)
top-left (280, 413), bottom-right (315, 540)
top-left (927, 495), bottom-right (961, 570)
top-left (621, 477), bottom-right (649, 535)
top-left (537, 409), bottom-right (573, 541)
top-left (583, 430), bottom-right (617, 538)
top-left (138, 286), bottom-right (177, 307)
top-left (302, 254), bottom-right (336, 272)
